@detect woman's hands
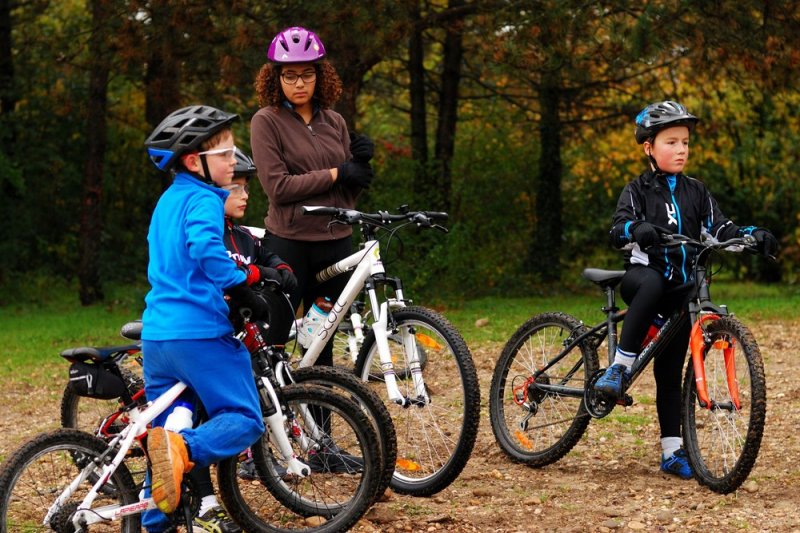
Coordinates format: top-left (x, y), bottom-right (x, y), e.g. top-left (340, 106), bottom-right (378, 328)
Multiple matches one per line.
top-left (349, 132), bottom-right (374, 162)
top-left (337, 160), bottom-right (374, 189)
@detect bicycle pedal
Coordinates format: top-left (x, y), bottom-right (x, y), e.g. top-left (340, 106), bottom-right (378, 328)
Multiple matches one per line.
top-left (616, 394), bottom-right (633, 407)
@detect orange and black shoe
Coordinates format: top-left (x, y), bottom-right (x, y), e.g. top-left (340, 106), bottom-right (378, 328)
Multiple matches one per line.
top-left (149, 427), bottom-right (195, 514)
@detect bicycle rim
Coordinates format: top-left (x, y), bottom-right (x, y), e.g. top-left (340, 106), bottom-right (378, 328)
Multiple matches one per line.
top-left (355, 306), bottom-right (480, 496)
top-left (0, 428), bottom-right (140, 532)
top-left (682, 316), bottom-right (767, 493)
top-left (489, 312), bottom-right (598, 466)
top-left (217, 384), bottom-right (381, 532)
top-left (291, 365), bottom-right (398, 496)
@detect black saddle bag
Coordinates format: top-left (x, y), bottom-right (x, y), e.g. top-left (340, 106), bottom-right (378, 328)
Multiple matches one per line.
top-left (68, 361), bottom-right (128, 399)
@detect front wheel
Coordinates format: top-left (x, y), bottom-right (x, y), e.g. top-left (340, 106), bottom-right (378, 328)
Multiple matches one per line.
top-left (489, 312), bottom-right (599, 466)
top-left (355, 306), bottom-right (480, 496)
top-left (217, 384), bottom-right (382, 532)
top-left (0, 428), bottom-right (140, 532)
top-left (291, 365), bottom-right (397, 497)
top-left (682, 316), bottom-right (767, 494)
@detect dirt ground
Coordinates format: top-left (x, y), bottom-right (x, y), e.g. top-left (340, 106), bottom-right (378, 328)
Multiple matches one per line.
top-left (1, 320), bottom-right (799, 532)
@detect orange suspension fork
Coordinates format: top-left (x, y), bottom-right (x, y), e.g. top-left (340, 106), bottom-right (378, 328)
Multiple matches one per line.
top-left (689, 314), bottom-right (741, 410)
top-left (723, 340), bottom-right (741, 411)
top-left (689, 314), bottom-right (717, 409)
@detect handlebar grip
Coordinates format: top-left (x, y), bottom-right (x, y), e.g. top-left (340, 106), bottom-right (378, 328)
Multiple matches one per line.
top-left (302, 206), bottom-right (339, 216)
top-left (424, 211), bottom-right (449, 221)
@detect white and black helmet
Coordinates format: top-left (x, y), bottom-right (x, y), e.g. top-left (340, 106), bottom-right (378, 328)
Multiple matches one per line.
top-left (145, 105), bottom-right (239, 171)
top-left (634, 101), bottom-right (698, 144)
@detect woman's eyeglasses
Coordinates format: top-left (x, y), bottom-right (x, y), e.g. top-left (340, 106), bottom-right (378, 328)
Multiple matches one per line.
top-left (281, 70), bottom-right (317, 85)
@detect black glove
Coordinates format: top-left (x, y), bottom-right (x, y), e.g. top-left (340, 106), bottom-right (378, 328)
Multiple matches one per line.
top-left (337, 160), bottom-right (374, 189)
top-left (226, 282), bottom-right (270, 322)
top-left (275, 264), bottom-right (298, 293)
top-left (349, 132), bottom-right (374, 162)
top-left (632, 221), bottom-right (660, 250)
top-left (753, 229), bottom-right (778, 258)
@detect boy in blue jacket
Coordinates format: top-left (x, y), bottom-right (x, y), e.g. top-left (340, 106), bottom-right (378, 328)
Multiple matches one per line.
top-left (141, 105), bottom-right (268, 531)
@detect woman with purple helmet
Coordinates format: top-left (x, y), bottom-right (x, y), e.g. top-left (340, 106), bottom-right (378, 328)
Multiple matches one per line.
top-left (250, 26), bottom-right (375, 361)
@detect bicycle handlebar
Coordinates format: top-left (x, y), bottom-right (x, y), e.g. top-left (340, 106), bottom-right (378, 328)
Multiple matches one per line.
top-left (302, 205), bottom-right (449, 231)
top-left (659, 231), bottom-right (757, 252)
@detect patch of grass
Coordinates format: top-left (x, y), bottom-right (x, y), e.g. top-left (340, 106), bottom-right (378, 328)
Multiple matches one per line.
top-left (438, 281), bottom-right (800, 344)
top-left (2, 280), bottom-right (797, 383)
top-left (440, 292), bottom-right (603, 344)
top-left (613, 413), bottom-right (651, 428)
top-left (393, 501), bottom-right (432, 517)
top-left (0, 280), bottom-right (146, 380)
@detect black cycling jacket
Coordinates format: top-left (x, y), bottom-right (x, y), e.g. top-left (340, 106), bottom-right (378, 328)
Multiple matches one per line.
top-left (223, 218), bottom-right (284, 270)
top-left (609, 170), bottom-right (741, 284)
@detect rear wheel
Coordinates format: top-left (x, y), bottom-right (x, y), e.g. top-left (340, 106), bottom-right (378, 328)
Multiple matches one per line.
top-left (0, 428), bottom-right (140, 532)
top-left (682, 316), bottom-right (767, 493)
top-left (60, 368), bottom-right (147, 485)
top-left (489, 312), bottom-right (598, 466)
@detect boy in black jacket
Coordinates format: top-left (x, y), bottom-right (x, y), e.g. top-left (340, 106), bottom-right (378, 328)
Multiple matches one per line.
top-left (595, 101), bottom-right (777, 479)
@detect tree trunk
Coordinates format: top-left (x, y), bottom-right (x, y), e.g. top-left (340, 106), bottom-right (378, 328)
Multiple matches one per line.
top-left (79, 0), bottom-right (110, 305)
top-left (432, 0), bottom-right (464, 213)
top-left (408, 1), bottom-right (430, 207)
top-left (526, 78), bottom-right (562, 282)
top-left (144, 0), bottom-right (182, 191)
top-left (0, 0), bottom-right (14, 117)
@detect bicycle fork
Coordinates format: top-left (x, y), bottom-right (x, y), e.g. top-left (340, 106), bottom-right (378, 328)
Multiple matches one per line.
top-left (689, 314), bottom-right (741, 411)
top-left (372, 301), bottom-right (429, 407)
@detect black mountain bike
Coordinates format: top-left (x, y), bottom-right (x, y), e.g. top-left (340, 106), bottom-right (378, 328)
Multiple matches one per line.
top-left (489, 233), bottom-right (768, 494)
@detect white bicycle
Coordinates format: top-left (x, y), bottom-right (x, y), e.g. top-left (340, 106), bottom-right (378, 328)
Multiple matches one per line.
top-left (0, 313), bottom-right (383, 532)
top-left (293, 205), bottom-right (481, 496)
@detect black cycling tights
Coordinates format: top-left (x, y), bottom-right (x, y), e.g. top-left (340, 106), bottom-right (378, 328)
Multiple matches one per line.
top-left (263, 234), bottom-right (352, 367)
top-left (619, 265), bottom-right (691, 438)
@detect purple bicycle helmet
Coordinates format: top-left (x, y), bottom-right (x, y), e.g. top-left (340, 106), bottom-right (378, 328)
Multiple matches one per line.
top-left (634, 101), bottom-right (699, 144)
top-left (267, 26), bottom-right (326, 63)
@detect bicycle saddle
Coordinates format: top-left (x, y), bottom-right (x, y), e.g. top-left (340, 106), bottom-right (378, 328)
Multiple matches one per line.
top-left (582, 268), bottom-right (626, 288)
top-left (60, 344), bottom-right (141, 363)
top-left (120, 320), bottom-right (142, 341)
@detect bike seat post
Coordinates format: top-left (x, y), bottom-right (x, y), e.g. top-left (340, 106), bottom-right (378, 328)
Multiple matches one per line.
top-left (603, 286), bottom-right (620, 364)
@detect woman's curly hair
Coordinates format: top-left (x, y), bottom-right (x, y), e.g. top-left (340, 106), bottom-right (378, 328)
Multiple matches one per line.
top-left (255, 61), bottom-right (342, 109)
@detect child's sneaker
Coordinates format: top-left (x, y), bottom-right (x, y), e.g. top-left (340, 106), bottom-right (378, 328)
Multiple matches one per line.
top-left (193, 505), bottom-right (241, 533)
top-left (660, 448), bottom-right (693, 479)
top-left (149, 427), bottom-right (195, 514)
top-left (593, 363), bottom-right (630, 398)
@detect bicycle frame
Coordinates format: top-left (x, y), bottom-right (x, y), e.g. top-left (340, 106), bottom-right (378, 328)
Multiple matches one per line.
top-left (519, 236), bottom-right (751, 414)
top-left (54, 381), bottom-right (186, 528)
top-left (296, 234), bottom-right (427, 407)
top-left (56, 342), bottom-right (321, 529)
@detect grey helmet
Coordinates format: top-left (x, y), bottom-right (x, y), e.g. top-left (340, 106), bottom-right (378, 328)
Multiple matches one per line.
top-left (145, 105), bottom-right (239, 171)
top-left (634, 101), bottom-right (698, 144)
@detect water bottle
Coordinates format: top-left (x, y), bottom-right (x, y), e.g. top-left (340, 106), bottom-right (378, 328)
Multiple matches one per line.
top-left (641, 314), bottom-right (665, 348)
top-left (164, 400), bottom-right (194, 432)
top-left (297, 296), bottom-right (333, 349)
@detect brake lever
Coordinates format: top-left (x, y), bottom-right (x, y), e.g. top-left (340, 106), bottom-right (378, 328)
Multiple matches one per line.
top-left (432, 224), bottom-right (449, 233)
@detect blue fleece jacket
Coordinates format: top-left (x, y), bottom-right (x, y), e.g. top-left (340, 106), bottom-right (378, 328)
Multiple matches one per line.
top-left (142, 172), bottom-right (246, 340)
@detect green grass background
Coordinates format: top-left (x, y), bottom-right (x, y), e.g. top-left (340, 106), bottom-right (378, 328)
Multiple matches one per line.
top-left (2, 280), bottom-right (797, 382)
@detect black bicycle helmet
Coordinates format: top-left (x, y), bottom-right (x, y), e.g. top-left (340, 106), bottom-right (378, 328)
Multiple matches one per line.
top-left (145, 105), bottom-right (239, 171)
top-left (634, 101), bottom-right (699, 144)
top-left (233, 147), bottom-right (257, 179)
